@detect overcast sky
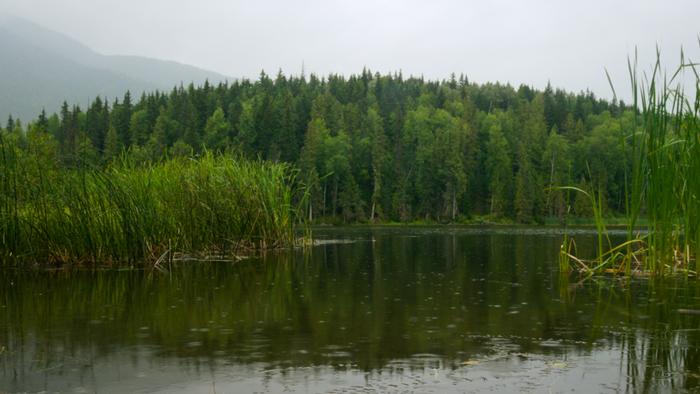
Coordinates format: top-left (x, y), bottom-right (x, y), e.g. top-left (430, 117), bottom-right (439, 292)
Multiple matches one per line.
top-left (4, 0), bottom-right (700, 103)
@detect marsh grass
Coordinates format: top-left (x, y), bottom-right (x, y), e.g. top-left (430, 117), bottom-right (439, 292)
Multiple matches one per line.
top-left (0, 141), bottom-right (307, 266)
top-left (562, 47), bottom-right (700, 276)
top-left (619, 47), bottom-right (700, 276)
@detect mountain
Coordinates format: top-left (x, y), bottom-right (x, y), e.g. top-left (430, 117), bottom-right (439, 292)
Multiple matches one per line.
top-left (0, 15), bottom-right (232, 123)
top-left (0, 26), bottom-right (157, 123)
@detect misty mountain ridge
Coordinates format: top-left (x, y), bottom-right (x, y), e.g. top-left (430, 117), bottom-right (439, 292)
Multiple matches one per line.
top-left (0, 15), bottom-right (232, 123)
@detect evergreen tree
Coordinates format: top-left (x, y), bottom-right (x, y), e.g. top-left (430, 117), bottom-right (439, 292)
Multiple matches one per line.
top-left (339, 175), bottom-right (365, 223)
top-left (543, 126), bottom-right (571, 218)
top-left (227, 97), bottom-right (244, 139)
top-left (182, 127), bottom-right (202, 152)
top-left (37, 109), bottom-right (48, 132)
top-left (103, 124), bottom-right (121, 162)
top-left (129, 110), bottom-right (150, 147)
top-left (6, 115), bottom-right (15, 133)
top-left (235, 101), bottom-right (256, 157)
top-left (485, 124), bottom-right (512, 217)
top-left (439, 116), bottom-right (473, 220)
top-left (364, 107), bottom-right (388, 220)
top-left (275, 89), bottom-right (300, 163)
top-left (203, 107), bottom-right (232, 152)
top-left (46, 113), bottom-right (60, 139)
top-left (299, 118), bottom-right (332, 217)
top-left (86, 96), bottom-right (109, 153)
top-left (145, 107), bottom-right (171, 159)
top-left (112, 91), bottom-right (134, 150)
top-left (325, 129), bottom-right (352, 215)
top-left (514, 146), bottom-right (535, 223)
top-left (401, 106), bottom-right (431, 219)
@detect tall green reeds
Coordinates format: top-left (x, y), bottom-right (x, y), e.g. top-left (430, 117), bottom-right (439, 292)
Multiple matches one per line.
top-left (562, 47), bottom-right (700, 276)
top-left (623, 47), bottom-right (700, 275)
top-left (0, 136), bottom-right (307, 266)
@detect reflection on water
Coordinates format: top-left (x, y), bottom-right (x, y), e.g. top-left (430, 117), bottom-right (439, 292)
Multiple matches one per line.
top-left (1, 226), bottom-right (700, 393)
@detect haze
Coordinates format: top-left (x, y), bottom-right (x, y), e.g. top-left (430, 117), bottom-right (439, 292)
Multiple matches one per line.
top-left (4, 0), bottom-right (700, 102)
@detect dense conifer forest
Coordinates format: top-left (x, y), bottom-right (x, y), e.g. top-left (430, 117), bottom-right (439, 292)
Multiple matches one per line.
top-left (2, 69), bottom-right (635, 224)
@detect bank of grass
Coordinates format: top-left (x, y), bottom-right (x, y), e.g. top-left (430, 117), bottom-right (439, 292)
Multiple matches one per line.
top-left (0, 141), bottom-right (307, 266)
top-left (562, 48), bottom-right (700, 276)
top-left (545, 217), bottom-right (646, 226)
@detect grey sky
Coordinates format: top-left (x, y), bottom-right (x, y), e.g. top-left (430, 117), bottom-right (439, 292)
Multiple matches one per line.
top-left (4, 0), bottom-right (700, 102)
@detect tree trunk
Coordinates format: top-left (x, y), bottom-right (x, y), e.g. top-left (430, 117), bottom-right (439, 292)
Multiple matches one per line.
top-left (452, 188), bottom-right (457, 220)
top-left (323, 180), bottom-right (327, 217)
top-left (547, 154), bottom-right (555, 208)
top-left (332, 181), bottom-right (338, 215)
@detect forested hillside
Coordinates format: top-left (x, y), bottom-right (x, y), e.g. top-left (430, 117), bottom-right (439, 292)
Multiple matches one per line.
top-left (0, 26), bottom-right (158, 122)
top-left (2, 69), bottom-right (634, 224)
top-left (0, 15), bottom-right (231, 121)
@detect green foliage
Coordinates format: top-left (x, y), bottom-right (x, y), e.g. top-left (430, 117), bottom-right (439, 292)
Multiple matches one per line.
top-left (543, 126), bottom-right (571, 218)
top-left (558, 47), bottom-right (700, 276)
top-left (235, 100), bottom-right (256, 156)
top-left (485, 123), bottom-right (512, 217)
top-left (11, 68), bottom-right (637, 224)
top-left (103, 124), bottom-right (120, 162)
top-left (203, 107), bottom-right (232, 152)
top-left (617, 48), bottom-right (700, 275)
top-left (514, 147), bottom-right (535, 223)
top-left (0, 132), bottom-right (305, 266)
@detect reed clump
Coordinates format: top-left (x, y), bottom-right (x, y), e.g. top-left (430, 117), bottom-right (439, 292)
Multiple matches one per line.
top-left (0, 135), bottom-right (306, 266)
top-left (561, 47), bottom-right (700, 276)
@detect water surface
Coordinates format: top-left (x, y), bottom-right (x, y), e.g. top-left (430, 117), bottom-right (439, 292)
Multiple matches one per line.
top-left (2, 226), bottom-right (700, 393)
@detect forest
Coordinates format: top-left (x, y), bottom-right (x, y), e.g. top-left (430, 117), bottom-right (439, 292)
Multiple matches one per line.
top-left (1, 69), bottom-right (635, 224)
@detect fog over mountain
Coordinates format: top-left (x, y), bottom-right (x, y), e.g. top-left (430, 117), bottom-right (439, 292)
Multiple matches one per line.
top-left (0, 15), bottom-right (232, 123)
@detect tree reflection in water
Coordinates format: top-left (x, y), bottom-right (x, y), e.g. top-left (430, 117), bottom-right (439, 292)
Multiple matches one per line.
top-left (1, 226), bottom-right (699, 393)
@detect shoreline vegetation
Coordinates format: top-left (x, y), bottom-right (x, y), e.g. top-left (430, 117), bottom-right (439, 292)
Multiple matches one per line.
top-left (560, 48), bottom-right (700, 277)
top-left (3, 69), bottom-right (634, 228)
top-left (307, 215), bottom-right (642, 226)
top-left (0, 51), bottom-right (697, 270)
top-left (0, 136), bottom-right (308, 266)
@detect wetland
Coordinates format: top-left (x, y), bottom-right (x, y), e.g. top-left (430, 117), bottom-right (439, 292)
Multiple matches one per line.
top-left (3, 226), bottom-right (700, 393)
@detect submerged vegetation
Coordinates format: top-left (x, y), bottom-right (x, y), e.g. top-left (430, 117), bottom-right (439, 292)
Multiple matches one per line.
top-left (561, 48), bottom-right (700, 276)
top-left (0, 131), bottom-right (305, 266)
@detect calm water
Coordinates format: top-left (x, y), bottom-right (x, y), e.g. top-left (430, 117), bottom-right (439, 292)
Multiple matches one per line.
top-left (2, 226), bottom-right (700, 393)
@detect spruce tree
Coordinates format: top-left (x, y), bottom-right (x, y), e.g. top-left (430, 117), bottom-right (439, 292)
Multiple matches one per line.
top-left (6, 115), bottom-right (14, 133)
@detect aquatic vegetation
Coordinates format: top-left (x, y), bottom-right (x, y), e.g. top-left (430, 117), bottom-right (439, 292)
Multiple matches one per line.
top-left (0, 140), bottom-right (308, 265)
top-left (561, 47), bottom-right (700, 276)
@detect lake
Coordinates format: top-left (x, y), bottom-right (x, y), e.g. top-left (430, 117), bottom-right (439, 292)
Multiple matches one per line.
top-left (2, 226), bottom-right (700, 393)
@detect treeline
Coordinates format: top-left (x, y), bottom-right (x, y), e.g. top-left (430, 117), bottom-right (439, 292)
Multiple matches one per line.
top-left (2, 69), bottom-right (636, 223)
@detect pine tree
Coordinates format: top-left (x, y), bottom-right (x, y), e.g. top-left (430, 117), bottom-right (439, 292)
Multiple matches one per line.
top-left (339, 175), bottom-right (365, 223)
top-left (275, 89), bottom-right (300, 163)
top-left (6, 115), bottom-right (14, 133)
top-left (37, 109), bottom-right (48, 132)
top-left (86, 96), bottom-right (109, 153)
top-left (113, 91), bottom-right (134, 150)
top-left (203, 107), bottom-right (232, 152)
